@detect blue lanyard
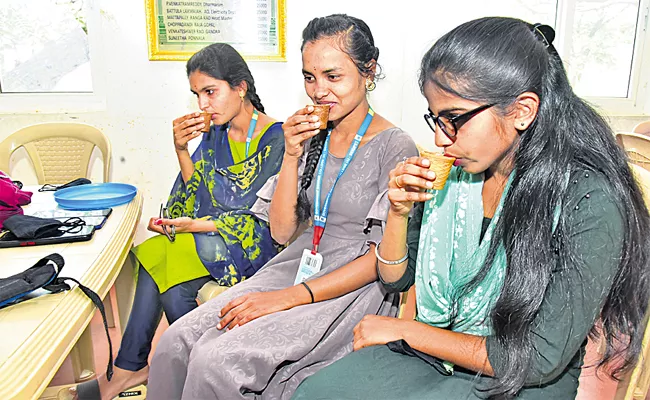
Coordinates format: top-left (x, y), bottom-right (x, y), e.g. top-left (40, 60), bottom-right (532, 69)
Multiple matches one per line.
top-left (312, 108), bottom-right (374, 252)
top-left (228, 109), bottom-right (259, 159)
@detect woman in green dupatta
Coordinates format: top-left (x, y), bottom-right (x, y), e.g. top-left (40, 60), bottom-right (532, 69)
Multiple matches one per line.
top-left (294, 17), bottom-right (650, 400)
top-left (70, 43), bottom-right (284, 400)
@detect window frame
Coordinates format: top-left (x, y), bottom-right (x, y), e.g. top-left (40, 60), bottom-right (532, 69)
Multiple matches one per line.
top-left (555, 0), bottom-right (650, 116)
top-left (0, 0), bottom-right (106, 114)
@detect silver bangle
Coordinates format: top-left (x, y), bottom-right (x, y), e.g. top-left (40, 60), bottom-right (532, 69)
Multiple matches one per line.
top-left (375, 243), bottom-right (408, 265)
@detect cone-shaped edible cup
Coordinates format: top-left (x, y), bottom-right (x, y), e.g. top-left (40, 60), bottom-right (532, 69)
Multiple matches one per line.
top-left (419, 147), bottom-right (456, 190)
top-left (200, 113), bottom-right (213, 132)
top-left (310, 105), bottom-right (330, 129)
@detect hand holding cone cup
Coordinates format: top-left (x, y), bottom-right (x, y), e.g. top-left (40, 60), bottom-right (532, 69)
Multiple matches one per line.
top-left (200, 113), bottom-right (213, 132)
top-left (309, 105), bottom-right (330, 129)
top-left (417, 146), bottom-right (456, 190)
top-left (387, 147), bottom-right (455, 217)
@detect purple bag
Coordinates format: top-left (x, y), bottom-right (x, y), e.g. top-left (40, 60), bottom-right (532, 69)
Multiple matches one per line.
top-left (0, 171), bottom-right (32, 229)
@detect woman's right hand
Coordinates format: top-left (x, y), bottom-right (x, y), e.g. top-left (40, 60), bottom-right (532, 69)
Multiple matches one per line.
top-left (173, 112), bottom-right (205, 151)
top-left (388, 156), bottom-right (436, 216)
top-left (281, 106), bottom-right (322, 159)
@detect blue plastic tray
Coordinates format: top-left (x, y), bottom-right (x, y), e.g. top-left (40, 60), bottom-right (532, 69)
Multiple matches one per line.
top-left (54, 183), bottom-right (137, 210)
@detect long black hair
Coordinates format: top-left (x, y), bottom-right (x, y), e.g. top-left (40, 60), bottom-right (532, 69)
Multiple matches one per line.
top-left (186, 43), bottom-right (264, 113)
top-left (295, 14), bottom-right (381, 222)
top-left (419, 17), bottom-right (650, 397)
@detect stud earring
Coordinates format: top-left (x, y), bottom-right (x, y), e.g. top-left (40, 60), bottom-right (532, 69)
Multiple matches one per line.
top-left (239, 92), bottom-right (245, 102)
top-left (520, 122), bottom-right (525, 127)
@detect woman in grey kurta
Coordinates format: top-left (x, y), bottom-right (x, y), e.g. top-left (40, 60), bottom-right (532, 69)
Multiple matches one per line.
top-left (146, 14), bottom-right (418, 399)
top-left (294, 17), bottom-right (650, 400)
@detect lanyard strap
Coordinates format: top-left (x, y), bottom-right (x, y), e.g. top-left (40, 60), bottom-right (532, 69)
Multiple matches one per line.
top-left (312, 108), bottom-right (374, 253)
top-left (227, 109), bottom-right (259, 159)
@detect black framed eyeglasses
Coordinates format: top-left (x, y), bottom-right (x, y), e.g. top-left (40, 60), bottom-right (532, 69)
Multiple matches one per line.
top-left (159, 204), bottom-right (176, 243)
top-left (424, 103), bottom-right (495, 140)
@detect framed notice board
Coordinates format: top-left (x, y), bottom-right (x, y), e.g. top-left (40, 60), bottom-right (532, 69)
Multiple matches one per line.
top-left (145, 0), bottom-right (286, 61)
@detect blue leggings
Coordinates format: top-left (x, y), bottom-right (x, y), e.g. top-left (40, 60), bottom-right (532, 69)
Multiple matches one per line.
top-left (114, 265), bottom-right (212, 371)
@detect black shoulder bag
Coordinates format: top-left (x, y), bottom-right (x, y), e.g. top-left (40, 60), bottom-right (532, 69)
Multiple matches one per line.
top-left (0, 253), bottom-right (114, 380)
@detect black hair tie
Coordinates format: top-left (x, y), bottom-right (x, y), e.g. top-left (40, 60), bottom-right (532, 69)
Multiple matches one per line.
top-left (532, 23), bottom-right (555, 48)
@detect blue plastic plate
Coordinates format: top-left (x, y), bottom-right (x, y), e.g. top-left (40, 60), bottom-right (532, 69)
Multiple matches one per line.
top-left (54, 183), bottom-right (137, 210)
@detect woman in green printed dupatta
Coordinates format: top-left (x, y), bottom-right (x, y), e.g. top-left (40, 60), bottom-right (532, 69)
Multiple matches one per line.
top-left (294, 17), bottom-right (650, 400)
top-left (70, 43), bottom-right (284, 400)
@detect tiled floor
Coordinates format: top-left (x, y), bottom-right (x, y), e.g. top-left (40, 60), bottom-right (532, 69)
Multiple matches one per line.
top-left (50, 310), bottom-right (627, 399)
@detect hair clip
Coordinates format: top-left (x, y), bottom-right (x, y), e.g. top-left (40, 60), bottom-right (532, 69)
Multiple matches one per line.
top-left (532, 23), bottom-right (555, 48)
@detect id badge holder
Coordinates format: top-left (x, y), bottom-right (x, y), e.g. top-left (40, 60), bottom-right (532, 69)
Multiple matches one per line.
top-left (294, 249), bottom-right (323, 285)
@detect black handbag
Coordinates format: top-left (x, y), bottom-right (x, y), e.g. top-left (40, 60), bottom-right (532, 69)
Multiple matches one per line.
top-left (2, 215), bottom-right (86, 240)
top-left (0, 253), bottom-right (114, 380)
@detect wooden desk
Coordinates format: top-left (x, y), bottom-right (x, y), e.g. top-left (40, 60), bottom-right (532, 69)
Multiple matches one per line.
top-left (0, 188), bottom-right (143, 400)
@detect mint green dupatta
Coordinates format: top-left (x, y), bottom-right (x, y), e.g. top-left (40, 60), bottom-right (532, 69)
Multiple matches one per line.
top-left (415, 166), bottom-right (509, 336)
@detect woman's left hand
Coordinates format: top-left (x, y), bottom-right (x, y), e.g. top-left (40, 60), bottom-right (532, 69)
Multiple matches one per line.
top-left (147, 216), bottom-right (195, 234)
top-left (217, 290), bottom-right (296, 330)
top-left (353, 315), bottom-right (405, 351)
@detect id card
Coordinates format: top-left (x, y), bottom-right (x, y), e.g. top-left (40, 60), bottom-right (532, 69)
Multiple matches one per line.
top-left (294, 249), bottom-right (323, 285)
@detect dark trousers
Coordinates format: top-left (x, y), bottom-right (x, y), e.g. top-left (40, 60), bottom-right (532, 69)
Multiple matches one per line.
top-left (114, 265), bottom-right (212, 371)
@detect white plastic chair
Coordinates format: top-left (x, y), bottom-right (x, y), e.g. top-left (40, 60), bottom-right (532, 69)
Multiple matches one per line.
top-left (616, 132), bottom-right (650, 172)
top-left (0, 122), bottom-right (111, 184)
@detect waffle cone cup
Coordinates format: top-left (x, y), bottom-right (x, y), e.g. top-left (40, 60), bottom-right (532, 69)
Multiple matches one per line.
top-left (200, 113), bottom-right (212, 132)
top-left (418, 146), bottom-right (456, 190)
top-left (310, 105), bottom-right (330, 129)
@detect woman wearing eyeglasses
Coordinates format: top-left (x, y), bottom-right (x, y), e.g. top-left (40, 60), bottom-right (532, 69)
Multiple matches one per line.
top-left (70, 43), bottom-right (284, 400)
top-left (294, 17), bottom-right (650, 399)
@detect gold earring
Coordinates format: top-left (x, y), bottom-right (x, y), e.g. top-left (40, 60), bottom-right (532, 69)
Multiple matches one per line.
top-left (365, 79), bottom-right (376, 92)
top-left (240, 92), bottom-right (245, 102)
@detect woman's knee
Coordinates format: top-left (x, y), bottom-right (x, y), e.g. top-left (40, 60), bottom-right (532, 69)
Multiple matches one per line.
top-left (293, 372), bottom-right (331, 399)
top-left (182, 331), bottom-right (241, 391)
top-left (160, 284), bottom-right (202, 323)
top-left (157, 314), bottom-right (185, 348)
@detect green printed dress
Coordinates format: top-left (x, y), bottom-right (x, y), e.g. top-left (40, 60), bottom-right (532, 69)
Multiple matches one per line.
top-left (133, 122), bottom-right (285, 293)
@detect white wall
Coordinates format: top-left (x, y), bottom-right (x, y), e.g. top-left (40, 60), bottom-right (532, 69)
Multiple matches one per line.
top-left (0, 0), bottom-right (646, 243)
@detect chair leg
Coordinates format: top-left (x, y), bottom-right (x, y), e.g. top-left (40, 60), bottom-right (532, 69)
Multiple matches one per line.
top-left (113, 253), bottom-right (138, 335)
top-left (70, 326), bottom-right (96, 383)
top-left (103, 295), bottom-right (115, 328)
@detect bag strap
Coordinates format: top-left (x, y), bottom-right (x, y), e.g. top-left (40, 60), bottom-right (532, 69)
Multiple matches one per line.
top-left (36, 254), bottom-right (115, 381)
top-left (39, 178), bottom-right (92, 192)
top-left (60, 276), bottom-right (114, 381)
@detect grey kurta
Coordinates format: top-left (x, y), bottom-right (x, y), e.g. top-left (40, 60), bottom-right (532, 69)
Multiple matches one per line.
top-left (146, 127), bottom-right (418, 399)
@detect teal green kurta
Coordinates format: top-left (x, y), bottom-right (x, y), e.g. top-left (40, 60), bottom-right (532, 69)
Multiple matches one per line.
top-left (293, 168), bottom-right (623, 400)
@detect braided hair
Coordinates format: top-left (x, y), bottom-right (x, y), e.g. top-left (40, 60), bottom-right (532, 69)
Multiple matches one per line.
top-left (294, 14), bottom-right (382, 223)
top-left (186, 43), bottom-right (265, 113)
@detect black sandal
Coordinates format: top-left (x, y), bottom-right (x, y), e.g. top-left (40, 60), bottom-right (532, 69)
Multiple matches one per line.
top-left (74, 379), bottom-right (101, 400)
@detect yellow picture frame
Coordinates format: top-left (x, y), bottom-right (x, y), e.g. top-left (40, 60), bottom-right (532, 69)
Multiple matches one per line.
top-left (145, 0), bottom-right (286, 61)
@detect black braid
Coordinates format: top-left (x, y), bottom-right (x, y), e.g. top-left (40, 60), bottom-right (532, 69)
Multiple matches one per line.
top-left (246, 81), bottom-right (265, 113)
top-left (295, 129), bottom-right (328, 223)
